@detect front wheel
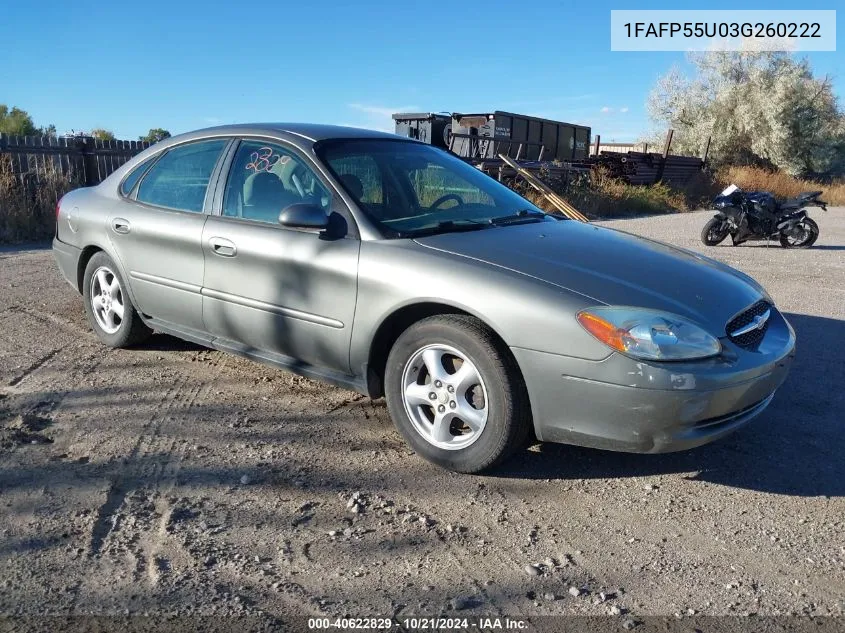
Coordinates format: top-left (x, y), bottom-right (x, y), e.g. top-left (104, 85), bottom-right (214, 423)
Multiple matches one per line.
top-left (780, 218), bottom-right (819, 248)
top-left (701, 217), bottom-right (730, 246)
top-left (384, 315), bottom-right (531, 473)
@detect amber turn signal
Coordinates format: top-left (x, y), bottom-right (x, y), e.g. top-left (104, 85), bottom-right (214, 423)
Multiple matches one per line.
top-left (576, 311), bottom-right (628, 353)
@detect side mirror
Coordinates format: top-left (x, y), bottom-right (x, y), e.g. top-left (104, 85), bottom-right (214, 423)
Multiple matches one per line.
top-left (279, 203), bottom-right (329, 230)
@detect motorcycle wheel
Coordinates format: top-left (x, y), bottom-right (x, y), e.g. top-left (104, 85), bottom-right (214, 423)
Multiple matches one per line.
top-left (701, 218), bottom-right (730, 246)
top-left (779, 218), bottom-right (819, 249)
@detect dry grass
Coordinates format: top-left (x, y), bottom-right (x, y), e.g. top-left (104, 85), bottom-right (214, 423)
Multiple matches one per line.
top-left (716, 166), bottom-right (845, 205)
top-left (526, 165), bottom-right (845, 220)
top-left (0, 155), bottom-right (78, 243)
top-left (522, 167), bottom-right (721, 219)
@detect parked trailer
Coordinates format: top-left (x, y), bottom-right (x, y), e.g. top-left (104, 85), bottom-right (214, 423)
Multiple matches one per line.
top-left (394, 111), bottom-right (591, 162)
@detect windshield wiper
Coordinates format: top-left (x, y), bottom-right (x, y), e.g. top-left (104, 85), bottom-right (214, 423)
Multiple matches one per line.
top-left (488, 209), bottom-right (547, 226)
top-left (403, 220), bottom-right (490, 238)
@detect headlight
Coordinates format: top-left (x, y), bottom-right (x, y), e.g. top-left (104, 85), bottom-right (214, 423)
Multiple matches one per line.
top-left (576, 307), bottom-right (721, 361)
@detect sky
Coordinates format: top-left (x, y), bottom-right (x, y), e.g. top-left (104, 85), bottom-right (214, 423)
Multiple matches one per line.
top-left (2, 0), bottom-right (841, 142)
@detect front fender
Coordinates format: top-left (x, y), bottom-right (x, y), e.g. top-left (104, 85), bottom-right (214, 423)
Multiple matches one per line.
top-left (349, 240), bottom-right (613, 377)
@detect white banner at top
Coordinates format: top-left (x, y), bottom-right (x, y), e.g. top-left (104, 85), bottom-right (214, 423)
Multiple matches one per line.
top-left (610, 10), bottom-right (836, 52)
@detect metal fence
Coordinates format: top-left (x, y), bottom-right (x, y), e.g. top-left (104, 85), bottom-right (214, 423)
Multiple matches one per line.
top-left (0, 134), bottom-right (151, 186)
top-left (589, 142), bottom-right (649, 155)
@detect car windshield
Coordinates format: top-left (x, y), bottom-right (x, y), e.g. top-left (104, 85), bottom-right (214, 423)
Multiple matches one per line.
top-left (316, 139), bottom-right (550, 237)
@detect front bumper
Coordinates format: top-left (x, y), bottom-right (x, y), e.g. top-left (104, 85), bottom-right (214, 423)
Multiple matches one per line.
top-left (512, 309), bottom-right (796, 453)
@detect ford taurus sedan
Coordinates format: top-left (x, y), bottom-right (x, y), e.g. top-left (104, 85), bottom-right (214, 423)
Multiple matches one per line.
top-left (52, 124), bottom-right (795, 473)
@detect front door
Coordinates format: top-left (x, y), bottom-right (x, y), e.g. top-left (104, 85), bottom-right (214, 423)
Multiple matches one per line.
top-left (201, 139), bottom-right (359, 373)
top-left (108, 138), bottom-right (229, 332)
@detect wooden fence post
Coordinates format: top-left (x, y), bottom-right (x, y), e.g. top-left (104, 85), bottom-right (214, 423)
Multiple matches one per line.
top-left (701, 135), bottom-right (712, 167)
top-left (661, 129), bottom-right (674, 157)
top-left (642, 142), bottom-right (648, 154)
top-left (81, 138), bottom-right (98, 186)
top-left (593, 134), bottom-right (601, 156)
top-left (655, 129), bottom-right (674, 183)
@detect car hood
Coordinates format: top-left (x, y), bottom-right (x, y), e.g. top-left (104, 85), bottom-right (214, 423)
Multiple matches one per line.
top-left (414, 220), bottom-right (766, 333)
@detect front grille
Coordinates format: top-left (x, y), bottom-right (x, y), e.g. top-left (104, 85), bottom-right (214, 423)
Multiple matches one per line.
top-left (726, 300), bottom-right (772, 348)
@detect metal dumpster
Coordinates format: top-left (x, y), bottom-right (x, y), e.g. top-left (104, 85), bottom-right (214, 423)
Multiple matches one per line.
top-left (391, 113), bottom-right (451, 149)
top-left (448, 111), bottom-right (591, 161)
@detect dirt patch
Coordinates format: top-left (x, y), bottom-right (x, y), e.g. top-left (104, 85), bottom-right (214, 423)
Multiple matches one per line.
top-left (0, 214), bottom-right (843, 622)
top-left (0, 412), bottom-right (54, 450)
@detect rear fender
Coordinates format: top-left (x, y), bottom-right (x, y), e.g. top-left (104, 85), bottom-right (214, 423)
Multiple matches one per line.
top-left (777, 209), bottom-right (807, 230)
top-left (75, 240), bottom-right (143, 316)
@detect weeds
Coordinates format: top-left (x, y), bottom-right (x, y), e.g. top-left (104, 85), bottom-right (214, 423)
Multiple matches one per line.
top-left (0, 155), bottom-right (77, 243)
top-left (522, 167), bottom-right (721, 219)
top-left (527, 164), bottom-right (844, 219)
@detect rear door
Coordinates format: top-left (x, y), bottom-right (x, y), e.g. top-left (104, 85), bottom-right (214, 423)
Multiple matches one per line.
top-left (200, 138), bottom-right (360, 373)
top-left (108, 138), bottom-right (230, 332)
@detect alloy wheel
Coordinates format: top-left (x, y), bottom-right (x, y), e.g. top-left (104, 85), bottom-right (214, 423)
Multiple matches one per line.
top-left (90, 266), bottom-right (124, 334)
top-left (401, 344), bottom-right (489, 450)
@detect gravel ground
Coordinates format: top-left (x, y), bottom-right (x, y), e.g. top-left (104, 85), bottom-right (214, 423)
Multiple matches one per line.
top-left (0, 209), bottom-right (843, 624)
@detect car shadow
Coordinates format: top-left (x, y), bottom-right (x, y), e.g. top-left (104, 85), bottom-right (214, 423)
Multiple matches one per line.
top-left (493, 312), bottom-right (845, 498)
top-left (131, 333), bottom-right (206, 353)
top-left (726, 243), bottom-right (845, 251)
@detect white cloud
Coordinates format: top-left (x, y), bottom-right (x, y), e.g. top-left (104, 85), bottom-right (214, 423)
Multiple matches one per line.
top-left (620, 107), bottom-right (630, 113)
top-left (600, 106), bottom-right (612, 113)
top-left (348, 103), bottom-right (419, 117)
top-left (347, 103), bottom-right (419, 133)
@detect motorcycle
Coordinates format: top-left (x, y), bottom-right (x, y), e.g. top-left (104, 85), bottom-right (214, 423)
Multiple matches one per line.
top-left (701, 184), bottom-right (827, 248)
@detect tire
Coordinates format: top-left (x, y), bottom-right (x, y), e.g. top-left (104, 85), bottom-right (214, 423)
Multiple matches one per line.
top-left (779, 218), bottom-right (819, 248)
top-left (384, 315), bottom-right (531, 473)
top-left (82, 252), bottom-right (152, 347)
top-left (701, 217), bottom-right (729, 246)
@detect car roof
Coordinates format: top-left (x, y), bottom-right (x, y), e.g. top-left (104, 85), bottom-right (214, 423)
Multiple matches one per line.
top-left (171, 123), bottom-right (408, 144)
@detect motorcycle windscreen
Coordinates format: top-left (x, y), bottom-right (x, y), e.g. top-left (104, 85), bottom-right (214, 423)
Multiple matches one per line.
top-left (720, 184), bottom-right (739, 196)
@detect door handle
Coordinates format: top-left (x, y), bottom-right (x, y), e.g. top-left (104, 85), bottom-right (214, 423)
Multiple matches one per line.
top-left (111, 218), bottom-right (130, 234)
top-left (209, 237), bottom-right (237, 257)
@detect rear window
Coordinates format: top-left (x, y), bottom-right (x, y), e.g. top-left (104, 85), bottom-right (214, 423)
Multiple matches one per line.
top-left (136, 140), bottom-right (227, 212)
top-left (120, 156), bottom-right (156, 197)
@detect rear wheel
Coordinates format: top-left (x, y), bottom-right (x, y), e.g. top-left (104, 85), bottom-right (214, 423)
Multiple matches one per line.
top-left (82, 252), bottom-right (152, 347)
top-left (384, 315), bottom-right (531, 473)
top-left (701, 217), bottom-right (730, 246)
top-left (779, 218), bottom-right (819, 248)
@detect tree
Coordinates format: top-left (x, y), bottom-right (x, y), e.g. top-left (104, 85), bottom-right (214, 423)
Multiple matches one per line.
top-left (90, 128), bottom-right (116, 141)
top-left (0, 104), bottom-right (38, 136)
top-left (647, 50), bottom-right (845, 176)
top-left (139, 128), bottom-right (171, 143)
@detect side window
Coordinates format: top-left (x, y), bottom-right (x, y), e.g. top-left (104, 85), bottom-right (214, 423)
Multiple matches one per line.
top-left (136, 139), bottom-right (227, 212)
top-left (328, 154), bottom-right (383, 205)
top-left (324, 150), bottom-right (415, 221)
top-left (120, 155), bottom-right (156, 197)
top-left (223, 141), bottom-right (331, 224)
